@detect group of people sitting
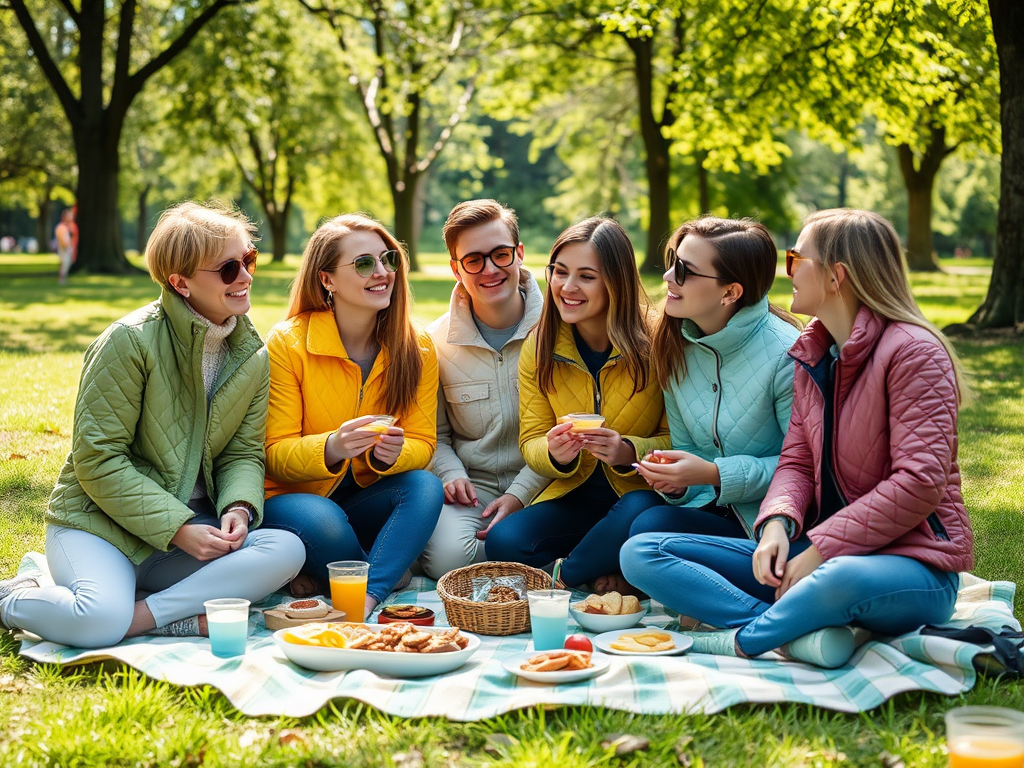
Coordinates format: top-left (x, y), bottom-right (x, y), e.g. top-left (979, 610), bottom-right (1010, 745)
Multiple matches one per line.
top-left (0, 198), bottom-right (972, 669)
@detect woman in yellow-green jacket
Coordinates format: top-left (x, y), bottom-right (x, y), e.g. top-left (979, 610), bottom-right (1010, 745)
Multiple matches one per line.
top-left (485, 217), bottom-right (669, 589)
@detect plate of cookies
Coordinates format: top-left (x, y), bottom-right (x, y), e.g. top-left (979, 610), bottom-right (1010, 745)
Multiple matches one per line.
top-left (273, 622), bottom-right (480, 676)
top-left (592, 628), bottom-right (692, 656)
top-left (502, 649), bottom-right (611, 684)
top-left (569, 591), bottom-right (647, 632)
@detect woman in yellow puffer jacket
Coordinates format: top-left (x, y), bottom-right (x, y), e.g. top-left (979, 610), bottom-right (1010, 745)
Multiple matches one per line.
top-left (485, 217), bottom-right (669, 589)
top-left (262, 214), bottom-right (443, 619)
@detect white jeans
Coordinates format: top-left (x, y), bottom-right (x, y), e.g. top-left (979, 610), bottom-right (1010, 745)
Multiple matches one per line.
top-left (419, 484), bottom-right (506, 580)
top-left (0, 519), bottom-right (304, 648)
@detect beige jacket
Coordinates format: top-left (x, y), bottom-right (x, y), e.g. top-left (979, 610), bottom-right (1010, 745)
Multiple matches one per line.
top-left (427, 269), bottom-right (550, 505)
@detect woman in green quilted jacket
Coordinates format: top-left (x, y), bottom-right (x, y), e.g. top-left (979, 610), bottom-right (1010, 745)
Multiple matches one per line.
top-left (0, 202), bottom-right (305, 648)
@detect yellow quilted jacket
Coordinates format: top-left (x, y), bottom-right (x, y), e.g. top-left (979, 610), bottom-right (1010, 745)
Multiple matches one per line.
top-left (264, 310), bottom-right (438, 498)
top-left (519, 323), bottom-right (669, 504)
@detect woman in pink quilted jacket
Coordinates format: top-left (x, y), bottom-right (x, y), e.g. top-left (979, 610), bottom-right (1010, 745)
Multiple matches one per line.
top-left (620, 208), bottom-right (973, 668)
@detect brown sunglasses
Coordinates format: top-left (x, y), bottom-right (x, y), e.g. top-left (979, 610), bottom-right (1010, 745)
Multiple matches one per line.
top-left (785, 248), bottom-right (813, 278)
top-left (197, 247), bottom-right (258, 284)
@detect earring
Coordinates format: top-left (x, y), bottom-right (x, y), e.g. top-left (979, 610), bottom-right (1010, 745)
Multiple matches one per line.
top-left (324, 289), bottom-right (334, 308)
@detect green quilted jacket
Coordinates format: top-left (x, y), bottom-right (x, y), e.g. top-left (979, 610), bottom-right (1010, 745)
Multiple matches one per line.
top-left (45, 288), bottom-right (270, 564)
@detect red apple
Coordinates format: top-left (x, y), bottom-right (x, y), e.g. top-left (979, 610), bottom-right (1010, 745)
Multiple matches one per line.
top-left (564, 633), bottom-right (593, 653)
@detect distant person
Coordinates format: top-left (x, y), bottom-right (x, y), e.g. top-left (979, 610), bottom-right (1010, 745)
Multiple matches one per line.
top-left (262, 213), bottom-right (443, 620)
top-left (0, 202), bottom-right (305, 647)
top-left (70, 204), bottom-right (79, 264)
top-left (622, 209), bottom-right (973, 668)
top-left (421, 200), bottom-right (550, 579)
top-left (55, 209), bottom-right (74, 284)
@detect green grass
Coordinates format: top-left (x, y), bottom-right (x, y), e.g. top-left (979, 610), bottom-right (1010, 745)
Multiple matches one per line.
top-left (1, 253), bottom-right (1022, 766)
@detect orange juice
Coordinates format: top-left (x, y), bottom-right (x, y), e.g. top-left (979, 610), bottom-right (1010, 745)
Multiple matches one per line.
top-left (329, 574), bottom-right (368, 623)
top-left (949, 737), bottom-right (1024, 768)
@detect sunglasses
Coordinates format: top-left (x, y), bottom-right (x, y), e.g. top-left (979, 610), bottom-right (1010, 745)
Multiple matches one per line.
top-left (665, 247), bottom-right (726, 285)
top-left (455, 245), bottom-right (517, 275)
top-left (197, 247), bottom-right (258, 284)
top-left (785, 248), bottom-right (813, 277)
top-left (341, 249), bottom-right (401, 278)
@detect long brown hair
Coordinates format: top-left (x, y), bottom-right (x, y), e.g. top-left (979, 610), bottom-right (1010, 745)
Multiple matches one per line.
top-left (535, 217), bottom-right (652, 395)
top-left (652, 216), bottom-right (802, 389)
top-left (287, 213), bottom-right (422, 416)
top-left (803, 208), bottom-right (968, 401)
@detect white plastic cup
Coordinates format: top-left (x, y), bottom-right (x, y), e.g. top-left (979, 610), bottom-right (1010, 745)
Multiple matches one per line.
top-left (204, 598), bottom-right (250, 658)
top-left (945, 706), bottom-right (1024, 767)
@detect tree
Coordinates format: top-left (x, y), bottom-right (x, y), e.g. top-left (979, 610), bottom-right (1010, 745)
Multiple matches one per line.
top-left (968, 0), bottom-right (1023, 329)
top-left (6, 0), bottom-right (248, 273)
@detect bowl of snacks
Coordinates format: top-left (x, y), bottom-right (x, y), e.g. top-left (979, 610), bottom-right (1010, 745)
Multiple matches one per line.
top-left (569, 591), bottom-right (647, 632)
top-left (377, 605), bottom-right (436, 626)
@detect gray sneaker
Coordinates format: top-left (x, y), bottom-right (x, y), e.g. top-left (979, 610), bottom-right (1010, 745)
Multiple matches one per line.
top-left (147, 616), bottom-right (202, 637)
top-left (0, 573), bottom-right (40, 629)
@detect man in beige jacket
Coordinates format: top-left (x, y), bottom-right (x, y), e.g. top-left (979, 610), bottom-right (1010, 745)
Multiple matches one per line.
top-left (422, 200), bottom-right (549, 579)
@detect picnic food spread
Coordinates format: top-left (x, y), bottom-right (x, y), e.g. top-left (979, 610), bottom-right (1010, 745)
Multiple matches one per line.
top-left (282, 622), bottom-right (470, 654)
top-left (609, 630), bottom-right (676, 653)
top-left (519, 649), bottom-right (593, 672)
top-left (573, 591), bottom-right (643, 616)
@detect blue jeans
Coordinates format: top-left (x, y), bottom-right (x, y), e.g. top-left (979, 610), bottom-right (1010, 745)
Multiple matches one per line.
top-left (263, 470), bottom-right (443, 603)
top-left (620, 533), bottom-right (959, 656)
top-left (485, 475), bottom-right (660, 587)
top-left (629, 504), bottom-right (747, 539)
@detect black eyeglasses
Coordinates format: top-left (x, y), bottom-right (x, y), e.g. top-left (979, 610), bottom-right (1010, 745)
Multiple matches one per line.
top-left (665, 247), bottom-right (725, 285)
top-left (341, 249), bottom-right (401, 278)
top-left (197, 247), bottom-right (258, 284)
top-left (785, 248), bottom-right (813, 277)
top-left (455, 245), bottom-right (517, 274)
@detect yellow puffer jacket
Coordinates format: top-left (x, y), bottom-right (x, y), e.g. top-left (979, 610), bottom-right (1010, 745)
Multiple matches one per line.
top-left (265, 310), bottom-right (438, 498)
top-left (519, 323), bottom-right (669, 504)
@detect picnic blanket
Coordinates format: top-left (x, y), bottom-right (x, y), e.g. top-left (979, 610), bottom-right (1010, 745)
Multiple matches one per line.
top-left (12, 552), bottom-right (1020, 720)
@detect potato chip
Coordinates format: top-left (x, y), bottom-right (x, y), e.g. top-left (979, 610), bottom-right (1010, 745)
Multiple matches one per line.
top-left (610, 630), bottom-right (675, 652)
top-left (621, 595), bottom-right (642, 614)
top-left (603, 591), bottom-right (623, 615)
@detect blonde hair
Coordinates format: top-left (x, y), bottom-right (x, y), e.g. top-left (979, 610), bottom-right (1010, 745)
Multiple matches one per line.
top-left (652, 217), bottom-right (802, 389)
top-left (535, 217), bottom-right (652, 395)
top-left (146, 201), bottom-right (255, 286)
top-left (442, 199), bottom-right (519, 258)
top-left (804, 208), bottom-right (968, 401)
top-left (287, 213), bottom-right (422, 416)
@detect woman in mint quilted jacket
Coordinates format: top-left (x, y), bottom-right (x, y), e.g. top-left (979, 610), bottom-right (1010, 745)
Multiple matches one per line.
top-left (0, 202), bottom-right (304, 648)
top-left (622, 209), bottom-right (972, 668)
top-left (597, 217), bottom-right (801, 594)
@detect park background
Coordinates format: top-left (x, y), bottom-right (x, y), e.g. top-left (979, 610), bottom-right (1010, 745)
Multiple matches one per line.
top-left (2, 0), bottom-right (1024, 765)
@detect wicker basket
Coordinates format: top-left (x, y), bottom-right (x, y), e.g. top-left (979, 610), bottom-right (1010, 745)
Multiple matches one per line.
top-left (437, 561), bottom-right (552, 636)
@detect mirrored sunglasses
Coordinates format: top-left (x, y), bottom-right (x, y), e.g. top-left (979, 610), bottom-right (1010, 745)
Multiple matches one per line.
top-left (343, 249), bottom-right (401, 278)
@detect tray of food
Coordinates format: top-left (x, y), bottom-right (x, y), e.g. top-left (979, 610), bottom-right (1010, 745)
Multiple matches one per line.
top-left (263, 599), bottom-right (346, 630)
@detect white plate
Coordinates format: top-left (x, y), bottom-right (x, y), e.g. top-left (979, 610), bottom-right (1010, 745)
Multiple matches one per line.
top-left (273, 625), bottom-right (481, 677)
top-left (502, 651), bottom-right (611, 684)
top-left (592, 628), bottom-right (693, 657)
top-left (569, 606), bottom-right (647, 633)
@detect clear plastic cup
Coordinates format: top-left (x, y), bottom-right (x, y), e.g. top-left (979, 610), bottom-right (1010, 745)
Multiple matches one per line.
top-left (945, 706), bottom-right (1024, 767)
top-left (527, 589), bottom-right (571, 651)
top-left (204, 598), bottom-right (250, 658)
top-left (357, 415), bottom-right (396, 434)
top-left (565, 413), bottom-right (605, 432)
top-left (328, 560), bottom-right (369, 623)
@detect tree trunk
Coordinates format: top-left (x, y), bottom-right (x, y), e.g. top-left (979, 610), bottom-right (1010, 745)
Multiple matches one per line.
top-left (836, 151), bottom-right (849, 208)
top-left (896, 137), bottom-right (947, 272)
top-left (72, 123), bottom-right (135, 274)
top-left (393, 172), bottom-right (425, 271)
top-left (36, 186), bottom-right (53, 254)
top-left (136, 183), bottom-right (151, 255)
top-left (969, 0), bottom-right (1024, 329)
top-left (696, 152), bottom-right (710, 214)
top-left (268, 211), bottom-right (288, 263)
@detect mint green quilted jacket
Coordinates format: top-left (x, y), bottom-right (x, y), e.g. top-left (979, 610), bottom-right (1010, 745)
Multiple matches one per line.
top-left (45, 288), bottom-right (270, 564)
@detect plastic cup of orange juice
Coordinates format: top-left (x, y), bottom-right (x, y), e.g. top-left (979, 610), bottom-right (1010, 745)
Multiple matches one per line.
top-left (327, 560), bottom-right (369, 623)
top-left (566, 413), bottom-right (605, 432)
top-left (357, 415), bottom-right (396, 434)
top-left (946, 706), bottom-right (1024, 767)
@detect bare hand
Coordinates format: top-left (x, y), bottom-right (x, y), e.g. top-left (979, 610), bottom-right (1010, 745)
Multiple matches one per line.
top-left (371, 426), bottom-right (405, 467)
top-left (219, 509), bottom-right (249, 551)
top-left (326, 415), bottom-right (380, 465)
top-left (579, 427), bottom-right (635, 466)
top-left (752, 519), bottom-right (790, 588)
top-left (546, 421), bottom-right (583, 465)
top-left (634, 450), bottom-right (719, 495)
top-left (776, 544), bottom-right (823, 600)
top-left (170, 523), bottom-right (233, 561)
top-left (476, 494), bottom-right (525, 540)
top-left (444, 477), bottom-right (479, 506)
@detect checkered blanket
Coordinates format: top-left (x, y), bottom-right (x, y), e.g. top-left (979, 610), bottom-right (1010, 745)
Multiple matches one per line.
top-left (12, 552), bottom-right (1019, 720)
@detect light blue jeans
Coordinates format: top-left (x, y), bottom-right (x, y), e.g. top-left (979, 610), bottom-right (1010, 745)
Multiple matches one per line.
top-left (0, 518), bottom-right (305, 648)
top-left (620, 533), bottom-right (959, 656)
top-left (263, 470), bottom-right (443, 603)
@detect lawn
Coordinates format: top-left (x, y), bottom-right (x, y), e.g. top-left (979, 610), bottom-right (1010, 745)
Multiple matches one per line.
top-left (1, 252), bottom-right (1022, 766)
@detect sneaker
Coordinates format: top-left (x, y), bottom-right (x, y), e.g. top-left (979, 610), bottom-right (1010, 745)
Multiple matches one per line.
top-left (147, 616), bottom-right (202, 637)
top-left (682, 628), bottom-right (740, 657)
top-left (0, 573), bottom-right (40, 629)
top-left (779, 626), bottom-right (857, 669)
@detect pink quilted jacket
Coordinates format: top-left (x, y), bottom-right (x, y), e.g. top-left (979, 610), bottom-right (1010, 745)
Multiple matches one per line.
top-left (756, 306), bottom-right (973, 572)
